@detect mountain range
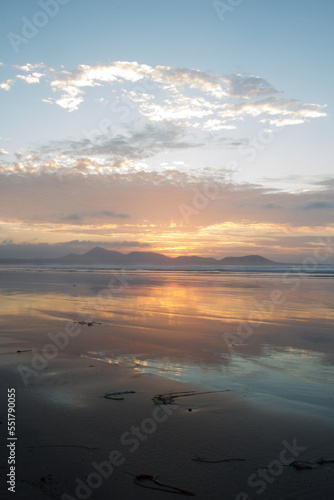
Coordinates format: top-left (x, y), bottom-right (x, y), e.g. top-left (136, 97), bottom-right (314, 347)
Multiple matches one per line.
top-left (0, 246), bottom-right (285, 267)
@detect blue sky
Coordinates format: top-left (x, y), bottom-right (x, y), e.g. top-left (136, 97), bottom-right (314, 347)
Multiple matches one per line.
top-left (0, 0), bottom-right (333, 261)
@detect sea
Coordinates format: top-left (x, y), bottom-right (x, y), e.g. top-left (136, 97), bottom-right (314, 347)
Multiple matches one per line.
top-left (1, 264), bottom-right (333, 420)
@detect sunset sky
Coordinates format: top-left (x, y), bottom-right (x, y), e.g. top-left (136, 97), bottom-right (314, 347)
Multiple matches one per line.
top-left (0, 0), bottom-right (333, 261)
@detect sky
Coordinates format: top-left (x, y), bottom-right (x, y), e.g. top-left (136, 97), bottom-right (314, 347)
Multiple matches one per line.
top-left (0, 0), bottom-right (333, 262)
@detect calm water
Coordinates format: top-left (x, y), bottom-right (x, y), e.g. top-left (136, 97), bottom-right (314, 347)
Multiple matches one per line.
top-left (1, 267), bottom-right (333, 419)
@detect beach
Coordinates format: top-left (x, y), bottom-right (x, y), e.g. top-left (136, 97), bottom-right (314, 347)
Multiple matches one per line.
top-left (2, 1), bottom-right (333, 498)
top-left (1, 268), bottom-right (334, 499)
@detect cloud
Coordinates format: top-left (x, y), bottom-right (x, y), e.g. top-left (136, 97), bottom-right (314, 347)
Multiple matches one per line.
top-left (222, 73), bottom-right (281, 98)
top-left (2, 61), bottom-right (326, 148)
top-left (136, 93), bottom-right (216, 122)
top-left (263, 203), bottom-right (283, 209)
top-left (49, 62), bottom-right (227, 112)
top-left (314, 178), bottom-right (334, 189)
top-left (0, 149), bottom-right (8, 155)
top-left (218, 97), bottom-right (326, 125)
top-left (19, 61), bottom-right (322, 130)
top-left (13, 63), bottom-right (46, 72)
top-left (0, 79), bottom-right (14, 91)
top-left (61, 210), bottom-right (130, 222)
top-left (16, 72), bottom-right (44, 84)
top-left (0, 63), bottom-right (44, 92)
top-left (0, 60), bottom-right (331, 261)
top-left (0, 240), bottom-right (151, 259)
top-left (102, 240), bottom-right (151, 248)
top-left (61, 213), bottom-right (82, 221)
top-left (297, 201), bottom-right (334, 210)
top-left (2, 61), bottom-right (326, 129)
top-left (199, 119), bottom-right (236, 131)
top-left (90, 210), bottom-right (129, 218)
top-left (54, 239), bottom-right (150, 248)
top-left (1, 164), bottom-right (334, 230)
top-left (240, 202), bottom-right (283, 209)
top-left (24, 121), bottom-right (203, 170)
top-left (0, 168), bottom-right (333, 261)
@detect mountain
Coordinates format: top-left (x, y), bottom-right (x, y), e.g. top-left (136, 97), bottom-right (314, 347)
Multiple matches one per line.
top-left (57, 247), bottom-right (127, 264)
top-left (220, 255), bottom-right (276, 266)
top-left (0, 246), bottom-right (285, 267)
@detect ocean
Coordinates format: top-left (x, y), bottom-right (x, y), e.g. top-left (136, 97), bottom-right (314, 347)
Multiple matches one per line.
top-left (1, 266), bottom-right (333, 420)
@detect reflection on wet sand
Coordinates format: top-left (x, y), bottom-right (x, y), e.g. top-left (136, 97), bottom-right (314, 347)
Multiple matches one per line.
top-left (1, 269), bottom-right (333, 418)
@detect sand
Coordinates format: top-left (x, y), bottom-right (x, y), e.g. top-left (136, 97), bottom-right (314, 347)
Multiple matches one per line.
top-left (1, 269), bottom-right (334, 499)
top-left (1, 342), bottom-right (334, 499)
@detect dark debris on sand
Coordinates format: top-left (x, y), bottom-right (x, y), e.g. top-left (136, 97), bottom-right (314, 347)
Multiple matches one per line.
top-left (73, 321), bottom-right (101, 327)
top-left (104, 391), bottom-right (136, 400)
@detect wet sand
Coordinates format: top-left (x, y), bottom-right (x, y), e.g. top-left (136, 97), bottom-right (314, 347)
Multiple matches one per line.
top-left (1, 347), bottom-right (334, 499)
top-left (0, 269), bottom-right (334, 499)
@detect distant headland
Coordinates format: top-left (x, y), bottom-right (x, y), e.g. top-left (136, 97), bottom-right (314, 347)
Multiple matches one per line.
top-left (0, 246), bottom-right (286, 267)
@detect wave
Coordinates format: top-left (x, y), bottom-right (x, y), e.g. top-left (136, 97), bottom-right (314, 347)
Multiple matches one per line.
top-left (1, 263), bottom-right (334, 276)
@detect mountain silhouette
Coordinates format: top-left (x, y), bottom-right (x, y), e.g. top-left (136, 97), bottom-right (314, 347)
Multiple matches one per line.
top-left (0, 246), bottom-right (285, 266)
top-left (54, 247), bottom-right (282, 266)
